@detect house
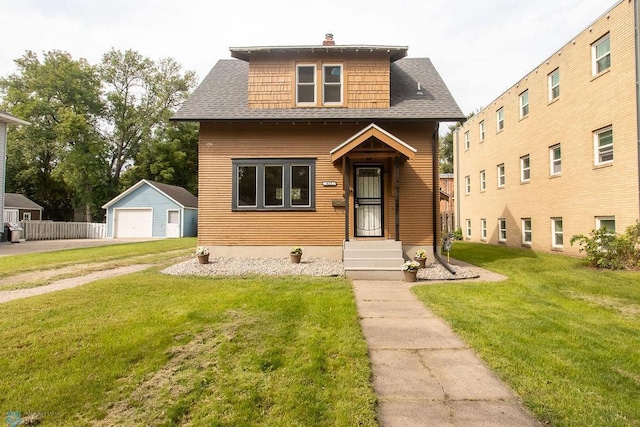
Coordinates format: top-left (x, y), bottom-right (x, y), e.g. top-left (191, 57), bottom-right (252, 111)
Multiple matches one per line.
top-left (172, 34), bottom-right (463, 278)
top-left (454, 0), bottom-right (638, 256)
top-left (0, 112), bottom-right (29, 239)
top-left (102, 179), bottom-right (198, 238)
top-left (4, 193), bottom-right (43, 222)
top-left (439, 173), bottom-right (455, 232)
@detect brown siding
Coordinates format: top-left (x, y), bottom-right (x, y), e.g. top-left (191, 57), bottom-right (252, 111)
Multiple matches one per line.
top-left (346, 57), bottom-right (390, 108)
top-left (198, 121), bottom-right (437, 247)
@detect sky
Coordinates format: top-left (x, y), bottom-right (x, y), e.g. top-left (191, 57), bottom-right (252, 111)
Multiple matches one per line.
top-left (0, 0), bottom-right (619, 118)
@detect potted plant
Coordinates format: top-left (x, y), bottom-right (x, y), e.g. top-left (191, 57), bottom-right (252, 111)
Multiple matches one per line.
top-left (402, 260), bottom-right (420, 282)
top-left (414, 249), bottom-right (427, 268)
top-left (290, 246), bottom-right (303, 264)
top-left (195, 246), bottom-right (210, 264)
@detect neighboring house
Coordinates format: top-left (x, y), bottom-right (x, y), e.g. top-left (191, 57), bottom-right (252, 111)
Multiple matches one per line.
top-left (439, 173), bottom-right (455, 232)
top-left (102, 179), bottom-right (198, 238)
top-left (4, 193), bottom-right (43, 222)
top-left (172, 34), bottom-right (463, 278)
top-left (0, 112), bottom-right (29, 240)
top-left (454, 0), bottom-right (638, 255)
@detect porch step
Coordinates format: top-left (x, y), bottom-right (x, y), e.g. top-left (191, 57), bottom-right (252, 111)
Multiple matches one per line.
top-left (343, 240), bottom-right (404, 281)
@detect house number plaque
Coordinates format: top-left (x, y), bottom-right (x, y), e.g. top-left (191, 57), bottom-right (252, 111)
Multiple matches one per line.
top-left (322, 181), bottom-right (337, 187)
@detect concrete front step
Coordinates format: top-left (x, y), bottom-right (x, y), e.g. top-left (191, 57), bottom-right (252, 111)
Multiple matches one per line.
top-left (344, 258), bottom-right (405, 269)
top-left (344, 240), bottom-right (404, 281)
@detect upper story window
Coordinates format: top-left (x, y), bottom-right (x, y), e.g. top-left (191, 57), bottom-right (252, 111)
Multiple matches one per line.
top-left (323, 64), bottom-right (342, 104)
top-left (465, 175), bottom-right (471, 194)
top-left (497, 163), bottom-right (505, 188)
top-left (464, 131), bottom-right (470, 150)
top-left (592, 33), bottom-right (611, 75)
top-left (548, 69), bottom-right (560, 101)
top-left (594, 126), bottom-right (613, 165)
top-left (296, 65), bottom-right (316, 105)
top-left (233, 158), bottom-right (316, 210)
top-left (520, 154), bottom-right (530, 182)
top-left (479, 120), bottom-right (485, 141)
top-left (480, 170), bottom-right (486, 191)
top-left (497, 107), bottom-right (504, 132)
top-left (519, 90), bottom-right (529, 118)
top-left (550, 144), bottom-right (561, 176)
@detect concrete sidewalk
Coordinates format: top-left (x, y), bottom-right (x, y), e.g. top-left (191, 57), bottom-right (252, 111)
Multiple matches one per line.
top-left (353, 278), bottom-right (539, 426)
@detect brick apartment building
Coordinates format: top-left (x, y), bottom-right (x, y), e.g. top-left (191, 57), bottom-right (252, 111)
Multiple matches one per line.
top-left (454, 0), bottom-right (639, 256)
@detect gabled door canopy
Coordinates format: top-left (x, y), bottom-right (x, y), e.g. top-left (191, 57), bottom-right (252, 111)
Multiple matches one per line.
top-left (330, 123), bottom-right (417, 162)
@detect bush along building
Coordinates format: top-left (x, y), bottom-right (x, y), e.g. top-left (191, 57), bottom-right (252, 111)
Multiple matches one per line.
top-left (172, 34), bottom-right (464, 279)
top-left (454, 0), bottom-right (640, 256)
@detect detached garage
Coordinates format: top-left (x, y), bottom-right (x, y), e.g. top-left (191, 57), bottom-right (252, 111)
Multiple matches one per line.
top-left (103, 180), bottom-right (197, 238)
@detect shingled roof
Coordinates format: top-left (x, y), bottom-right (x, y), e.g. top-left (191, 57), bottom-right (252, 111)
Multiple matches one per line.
top-left (101, 180), bottom-right (198, 209)
top-left (172, 57), bottom-right (464, 122)
top-left (4, 193), bottom-right (43, 210)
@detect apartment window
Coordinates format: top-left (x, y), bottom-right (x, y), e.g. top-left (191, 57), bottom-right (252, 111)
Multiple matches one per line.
top-left (522, 218), bottom-right (532, 245)
top-left (323, 64), bottom-right (342, 104)
top-left (466, 219), bottom-right (472, 239)
top-left (465, 175), bottom-right (471, 194)
top-left (550, 144), bottom-right (561, 175)
top-left (596, 216), bottom-right (616, 233)
top-left (464, 131), bottom-right (470, 150)
top-left (549, 69), bottom-right (560, 101)
top-left (296, 65), bottom-right (316, 105)
top-left (594, 126), bottom-right (613, 165)
top-left (479, 120), bottom-right (485, 141)
top-left (481, 218), bottom-right (487, 240)
top-left (552, 218), bottom-right (563, 248)
top-left (497, 107), bottom-right (504, 131)
top-left (520, 155), bottom-right (530, 182)
top-left (233, 158), bottom-right (315, 210)
top-left (497, 163), bottom-right (505, 188)
top-left (480, 170), bottom-right (486, 191)
top-left (519, 90), bottom-right (529, 118)
top-left (593, 33), bottom-right (611, 75)
top-left (498, 218), bottom-right (507, 242)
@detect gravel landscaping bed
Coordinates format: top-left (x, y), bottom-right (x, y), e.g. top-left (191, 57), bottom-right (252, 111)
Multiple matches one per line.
top-left (161, 257), bottom-right (479, 280)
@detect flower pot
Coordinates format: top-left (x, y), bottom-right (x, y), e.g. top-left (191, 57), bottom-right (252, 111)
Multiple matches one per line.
top-left (414, 257), bottom-right (426, 269)
top-left (197, 254), bottom-right (209, 264)
top-left (403, 270), bottom-right (418, 282)
top-left (290, 253), bottom-right (302, 264)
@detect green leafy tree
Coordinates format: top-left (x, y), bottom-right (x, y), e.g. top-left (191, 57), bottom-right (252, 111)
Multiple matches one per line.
top-left (439, 124), bottom-right (456, 174)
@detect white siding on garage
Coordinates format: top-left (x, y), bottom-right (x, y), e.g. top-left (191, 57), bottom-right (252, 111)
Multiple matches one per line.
top-left (114, 209), bottom-right (153, 237)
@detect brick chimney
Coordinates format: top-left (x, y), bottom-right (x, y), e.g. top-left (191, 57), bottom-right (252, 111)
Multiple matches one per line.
top-left (323, 33), bottom-right (335, 46)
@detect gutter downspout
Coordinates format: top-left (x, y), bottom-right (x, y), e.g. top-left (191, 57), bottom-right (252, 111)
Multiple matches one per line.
top-left (635, 0), bottom-right (640, 218)
top-left (433, 123), bottom-right (456, 274)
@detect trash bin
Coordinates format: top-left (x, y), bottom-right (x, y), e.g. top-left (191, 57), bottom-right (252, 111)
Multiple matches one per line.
top-left (6, 223), bottom-right (23, 243)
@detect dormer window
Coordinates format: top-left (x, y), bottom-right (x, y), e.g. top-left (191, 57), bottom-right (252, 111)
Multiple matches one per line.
top-left (296, 65), bottom-right (316, 105)
top-left (323, 64), bottom-right (342, 104)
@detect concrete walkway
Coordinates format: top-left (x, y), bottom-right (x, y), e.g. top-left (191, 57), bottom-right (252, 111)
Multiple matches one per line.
top-left (353, 276), bottom-right (539, 426)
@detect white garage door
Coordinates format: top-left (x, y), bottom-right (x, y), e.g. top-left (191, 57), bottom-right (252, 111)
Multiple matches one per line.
top-left (114, 209), bottom-right (153, 238)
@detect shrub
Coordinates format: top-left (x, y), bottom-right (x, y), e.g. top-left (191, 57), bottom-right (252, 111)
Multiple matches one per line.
top-left (452, 227), bottom-right (463, 241)
top-left (570, 222), bottom-right (640, 270)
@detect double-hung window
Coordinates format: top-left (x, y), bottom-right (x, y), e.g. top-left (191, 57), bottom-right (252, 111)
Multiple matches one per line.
top-left (519, 90), bottom-right (529, 118)
top-left (465, 175), bottom-right (471, 195)
top-left (550, 144), bottom-right (561, 175)
top-left (552, 218), bottom-right (563, 248)
top-left (296, 65), bottom-right (316, 105)
top-left (480, 170), bottom-right (486, 191)
top-left (479, 120), bottom-right (485, 142)
top-left (594, 126), bottom-right (613, 165)
top-left (549, 69), bottom-right (560, 101)
top-left (498, 218), bottom-right (507, 242)
top-left (522, 218), bottom-right (532, 245)
top-left (464, 131), bottom-right (470, 150)
top-left (497, 107), bottom-right (504, 131)
top-left (593, 33), bottom-right (611, 75)
top-left (466, 219), bottom-right (472, 239)
top-left (323, 64), bottom-right (342, 104)
top-left (497, 163), bottom-right (505, 188)
top-left (520, 155), bottom-right (530, 182)
top-left (233, 158), bottom-right (316, 210)
top-left (481, 218), bottom-right (487, 240)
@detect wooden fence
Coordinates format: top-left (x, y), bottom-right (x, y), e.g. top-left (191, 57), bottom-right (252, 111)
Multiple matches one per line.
top-left (19, 221), bottom-right (106, 241)
top-left (440, 212), bottom-right (455, 233)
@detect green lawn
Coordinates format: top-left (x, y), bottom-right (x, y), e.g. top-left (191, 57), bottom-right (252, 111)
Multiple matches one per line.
top-left (0, 255), bottom-right (376, 425)
top-left (413, 242), bottom-right (640, 427)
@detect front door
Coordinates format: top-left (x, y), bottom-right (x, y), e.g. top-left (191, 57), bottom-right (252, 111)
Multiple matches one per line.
top-left (355, 165), bottom-right (383, 237)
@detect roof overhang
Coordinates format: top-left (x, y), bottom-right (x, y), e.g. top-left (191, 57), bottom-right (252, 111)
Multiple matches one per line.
top-left (0, 112), bottom-right (30, 125)
top-left (102, 179), bottom-right (189, 209)
top-left (330, 123), bottom-right (417, 162)
top-left (230, 45), bottom-right (408, 62)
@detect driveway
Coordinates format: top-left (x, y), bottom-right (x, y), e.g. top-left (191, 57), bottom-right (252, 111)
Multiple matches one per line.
top-left (0, 238), bottom-right (159, 257)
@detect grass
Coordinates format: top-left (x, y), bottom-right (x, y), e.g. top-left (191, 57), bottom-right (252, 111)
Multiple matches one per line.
top-left (0, 268), bottom-right (376, 425)
top-left (413, 242), bottom-right (640, 426)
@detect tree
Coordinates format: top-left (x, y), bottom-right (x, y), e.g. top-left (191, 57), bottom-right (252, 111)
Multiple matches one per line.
top-left (439, 124), bottom-right (457, 174)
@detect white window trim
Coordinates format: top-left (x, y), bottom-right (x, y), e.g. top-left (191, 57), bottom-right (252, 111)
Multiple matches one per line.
top-left (592, 33), bottom-right (611, 76)
top-left (520, 155), bottom-right (530, 182)
top-left (464, 131), bottom-right (470, 150)
top-left (465, 175), bottom-right (471, 195)
top-left (497, 107), bottom-right (504, 132)
top-left (296, 64), bottom-right (316, 106)
top-left (480, 170), bottom-right (486, 192)
top-left (594, 126), bottom-right (613, 165)
top-left (596, 216), bottom-right (616, 233)
top-left (466, 219), bottom-right (472, 239)
top-left (519, 90), bottom-right (529, 119)
top-left (548, 69), bottom-right (560, 101)
top-left (550, 144), bottom-right (561, 176)
top-left (497, 164), bottom-right (505, 188)
top-left (551, 217), bottom-right (563, 248)
top-left (498, 218), bottom-right (507, 242)
top-left (522, 218), bottom-right (532, 245)
top-left (322, 63), bottom-right (343, 105)
top-left (479, 120), bottom-right (485, 142)
top-left (481, 218), bottom-right (487, 240)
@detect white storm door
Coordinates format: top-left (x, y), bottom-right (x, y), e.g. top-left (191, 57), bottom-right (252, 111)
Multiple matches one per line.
top-left (166, 210), bottom-right (180, 238)
top-left (355, 166), bottom-right (383, 237)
